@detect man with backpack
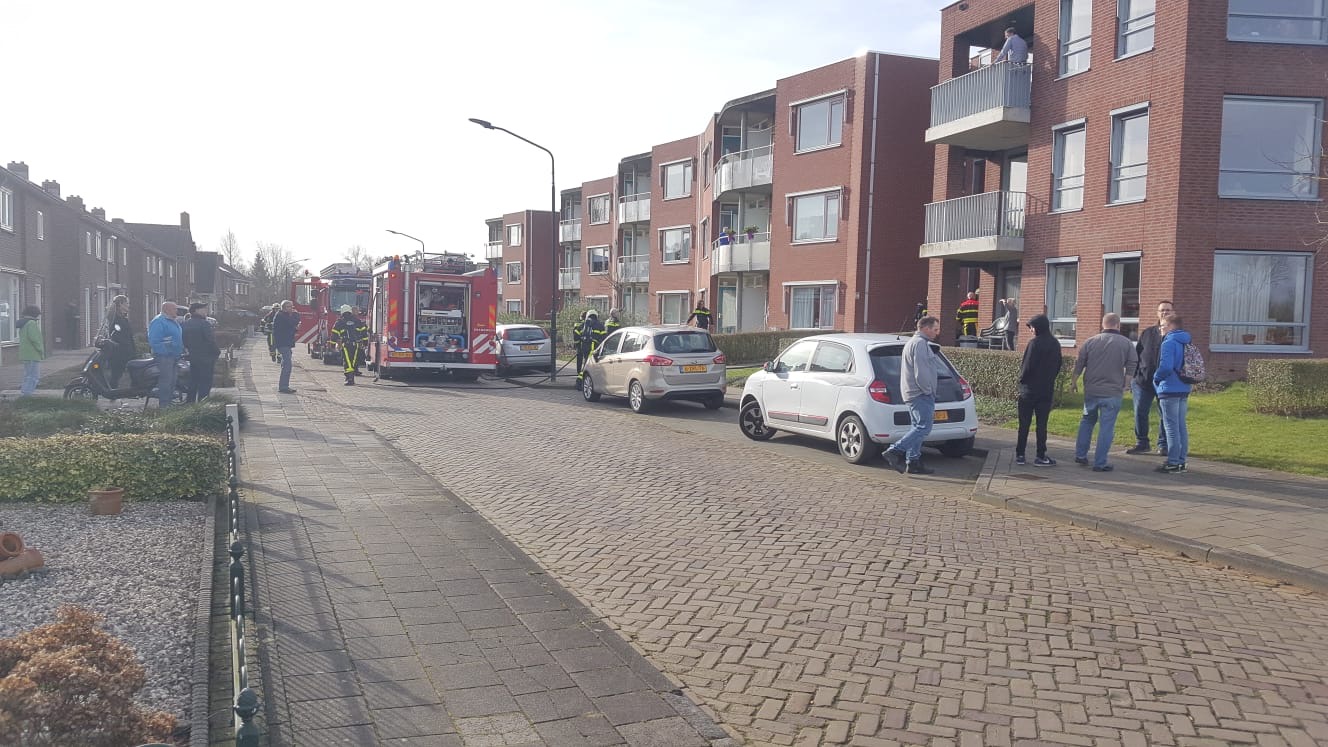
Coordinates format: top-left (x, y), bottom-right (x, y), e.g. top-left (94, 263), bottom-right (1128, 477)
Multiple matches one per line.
top-left (1153, 314), bottom-right (1197, 474)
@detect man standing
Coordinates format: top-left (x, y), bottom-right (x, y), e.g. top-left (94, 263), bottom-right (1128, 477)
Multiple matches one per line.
top-left (17, 306), bottom-right (45, 397)
top-left (331, 305), bottom-right (369, 386)
top-left (148, 301), bottom-right (183, 408)
top-left (686, 302), bottom-right (711, 330)
top-left (992, 27), bottom-right (1029, 64)
top-left (572, 310), bottom-right (588, 376)
top-left (272, 300), bottom-right (299, 394)
top-left (956, 292), bottom-right (980, 338)
top-left (1070, 313), bottom-right (1138, 472)
top-left (1014, 314), bottom-right (1062, 466)
top-left (884, 316), bottom-right (942, 476)
top-left (182, 302), bottom-right (221, 403)
top-left (1153, 314), bottom-right (1192, 474)
top-left (1126, 300), bottom-right (1174, 456)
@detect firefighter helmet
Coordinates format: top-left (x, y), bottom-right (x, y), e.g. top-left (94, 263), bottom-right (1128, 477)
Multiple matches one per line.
top-left (586, 309), bottom-right (599, 318)
top-left (338, 305), bottom-right (354, 313)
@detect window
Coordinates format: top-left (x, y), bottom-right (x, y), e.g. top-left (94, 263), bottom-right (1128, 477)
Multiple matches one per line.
top-left (775, 339), bottom-right (818, 372)
top-left (1211, 251), bottom-right (1312, 350)
top-left (588, 246), bottom-right (610, 274)
top-left (1052, 123), bottom-right (1086, 211)
top-left (505, 300), bottom-right (523, 315)
top-left (1110, 107), bottom-right (1149, 203)
top-left (662, 161), bottom-right (693, 199)
top-left (1060, 0), bottom-right (1092, 75)
top-left (86, 231), bottom-right (93, 255)
top-left (659, 292), bottom-right (689, 324)
top-left (702, 145), bottom-right (711, 187)
top-left (507, 224), bottom-right (522, 246)
top-left (809, 342), bottom-right (854, 373)
top-left (620, 332), bottom-right (646, 354)
top-left (1104, 256), bottom-right (1141, 339)
top-left (1046, 261), bottom-right (1079, 342)
top-left (121, 245), bottom-right (127, 265)
top-left (588, 195), bottom-right (610, 224)
top-left (36, 211), bottom-right (44, 240)
top-left (505, 262), bottom-right (523, 284)
top-left (0, 190), bottom-right (11, 232)
top-left (598, 331), bottom-right (624, 356)
top-left (788, 284), bottom-right (836, 329)
top-left (1229, 0), bottom-right (1328, 44)
top-left (168, 262), bottom-right (174, 278)
top-left (792, 191), bottom-right (840, 242)
top-left (795, 96), bottom-right (845, 152)
top-left (1117, 0), bottom-right (1156, 56)
top-left (95, 232), bottom-right (102, 260)
top-left (32, 283), bottom-right (41, 314)
top-left (0, 274), bottom-right (18, 342)
top-left (585, 295), bottom-right (609, 313)
top-left (661, 227), bottom-right (692, 263)
top-left (106, 237), bottom-right (115, 264)
top-left (700, 218), bottom-right (710, 258)
top-left (145, 256), bottom-right (151, 273)
top-left (1219, 96), bottom-right (1322, 200)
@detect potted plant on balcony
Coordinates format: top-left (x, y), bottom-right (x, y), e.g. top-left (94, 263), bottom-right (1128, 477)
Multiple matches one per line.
top-left (743, 226), bottom-right (760, 240)
top-left (720, 228), bottom-right (736, 246)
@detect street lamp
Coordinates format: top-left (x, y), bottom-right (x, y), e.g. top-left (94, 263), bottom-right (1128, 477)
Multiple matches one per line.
top-left (385, 229), bottom-right (425, 256)
top-left (469, 117), bottom-right (559, 383)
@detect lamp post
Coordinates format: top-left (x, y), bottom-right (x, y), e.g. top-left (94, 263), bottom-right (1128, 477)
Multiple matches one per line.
top-left (385, 229), bottom-right (425, 257)
top-left (469, 117), bottom-right (558, 383)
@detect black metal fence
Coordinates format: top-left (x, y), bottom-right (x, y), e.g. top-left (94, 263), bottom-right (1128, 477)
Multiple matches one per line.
top-left (226, 415), bottom-right (260, 747)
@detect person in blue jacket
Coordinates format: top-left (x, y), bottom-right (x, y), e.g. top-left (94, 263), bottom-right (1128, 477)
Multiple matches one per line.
top-left (1152, 314), bottom-right (1192, 474)
top-left (147, 300), bottom-right (184, 409)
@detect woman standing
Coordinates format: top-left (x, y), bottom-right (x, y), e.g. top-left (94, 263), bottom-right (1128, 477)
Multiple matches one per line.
top-left (104, 295), bottom-right (135, 388)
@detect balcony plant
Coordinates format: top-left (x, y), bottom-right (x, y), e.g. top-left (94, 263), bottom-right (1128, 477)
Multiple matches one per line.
top-left (743, 226), bottom-right (761, 239)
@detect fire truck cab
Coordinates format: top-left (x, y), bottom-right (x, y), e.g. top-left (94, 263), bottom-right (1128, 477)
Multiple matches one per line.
top-left (290, 264), bottom-right (372, 365)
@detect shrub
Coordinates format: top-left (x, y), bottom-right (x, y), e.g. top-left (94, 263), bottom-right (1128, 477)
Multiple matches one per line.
top-left (712, 330), bottom-right (835, 366)
top-left (0, 605), bottom-right (177, 746)
top-left (0, 433), bottom-right (226, 502)
top-left (153, 401), bottom-right (231, 435)
top-left (80, 411), bottom-right (154, 435)
top-left (943, 347), bottom-right (1076, 404)
top-left (0, 399), bottom-right (98, 438)
top-left (1247, 358), bottom-right (1328, 417)
top-left (7, 398), bottom-right (97, 414)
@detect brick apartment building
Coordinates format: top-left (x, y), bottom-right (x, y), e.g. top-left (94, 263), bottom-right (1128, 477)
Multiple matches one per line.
top-left (924, 0), bottom-right (1327, 374)
top-left (485, 210), bottom-right (556, 319)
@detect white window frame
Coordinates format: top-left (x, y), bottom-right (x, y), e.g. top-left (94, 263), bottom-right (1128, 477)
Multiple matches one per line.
top-left (657, 291), bottom-right (691, 325)
top-left (507, 224), bottom-right (522, 246)
top-left (660, 225), bottom-right (692, 263)
top-left (36, 210), bottom-right (44, 240)
top-left (1045, 257), bottom-right (1080, 346)
top-left (661, 159), bottom-right (693, 200)
top-left (1103, 252), bottom-right (1142, 339)
top-left (587, 245), bottom-right (610, 275)
top-left (587, 194), bottom-right (611, 225)
top-left (1052, 120), bottom-right (1087, 212)
top-left (789, 188), bottom-right (841, 243)
top-left (0, 274), bottom-right (19, 343)
top-left (1210, 250), bottom-right (1313, 353)
top-left (0, 189), bottom-right (11, 232)
top-left (784, 281), bottom-right (838, 330)
top-left (505, 261), bottom-right (523, 284)
top-left (1219, 95), bottom-right (1323, 201)
top-left (1110, 104), bottom-right (1149, 204)
top-left (95, 231), bottom-right (103, 260)
top-left (505, 300), bottom-right (524, 315)
top-left (106, 236), bottom-right (115, 264)
top-left (1117, 0), bottom-right (1156, 58)
top-left (793, 93), bottom-right (846, 153)
top-left (1059, 0), bottom-right (1093, 77)
top-left (1228, 2), bottom-right (1328, 45)
top-left (121, 245), bottom-right (127, 265)
top-left (86, 231), bottom-right (93, 255)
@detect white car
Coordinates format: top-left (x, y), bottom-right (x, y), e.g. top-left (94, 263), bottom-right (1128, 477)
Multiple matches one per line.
top-left (496, 324), bottom-right (553, 374)
top-left (738, 333), bottom-right (978, 464)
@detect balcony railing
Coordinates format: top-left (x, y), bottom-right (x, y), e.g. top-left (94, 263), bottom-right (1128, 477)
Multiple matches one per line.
top-left (559, 219), bottom-right (582, 243)
top-left (926, 62), bottom-right (1032, 150)
top-left (558, 267), bottom-right (581, 290)
top-left (711, 233), bottom-right (771, 275)
top-left (616, 255), bottom-right (649, 282)
top-left (484, 240), bottom-right (503, 260)
top-left (921, 191), bottom-right (1026, 261)
top-left (618, 193), bottom-right (651, 223)
top-left (714, 145), bottom-right (773, 194)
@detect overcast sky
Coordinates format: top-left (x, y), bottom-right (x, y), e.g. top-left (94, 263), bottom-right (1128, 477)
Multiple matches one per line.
top-left (6, 0), bottom-right (950, 273)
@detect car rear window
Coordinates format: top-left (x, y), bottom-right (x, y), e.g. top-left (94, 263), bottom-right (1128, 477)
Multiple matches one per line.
top-left (654, 331), bottom-right (717, 354)
top-left (505, 328), bottom-right (547, 342)
top-left (868, 344), bottom-right (965, 403)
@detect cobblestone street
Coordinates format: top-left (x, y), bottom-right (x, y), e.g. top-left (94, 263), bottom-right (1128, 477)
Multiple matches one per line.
top-left (284, 358), bottom-right (1328, 746)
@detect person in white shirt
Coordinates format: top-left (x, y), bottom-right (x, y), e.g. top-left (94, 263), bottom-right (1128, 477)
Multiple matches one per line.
top-left (993, 27), bottom-right (1029, 64)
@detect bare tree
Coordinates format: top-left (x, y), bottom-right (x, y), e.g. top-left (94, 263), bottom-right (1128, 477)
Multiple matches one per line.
top-left (343, 245), bottom-right (374, 272)
top-left (219, 229), bottom-right (245, 271)
top-left (256, 242), bottom-right (303, 300)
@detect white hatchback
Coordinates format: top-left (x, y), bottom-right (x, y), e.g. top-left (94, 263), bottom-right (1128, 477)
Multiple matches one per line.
top-left (738, 333), bottom-right (978, 464)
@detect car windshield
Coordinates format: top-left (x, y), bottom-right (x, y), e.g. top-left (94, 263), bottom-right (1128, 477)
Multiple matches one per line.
top-left (654, 331), bottom-right (716, 354)
top-left (505, 328), bottom-right (547, 342)
top-left (868, 343), bottom-right (965, 403)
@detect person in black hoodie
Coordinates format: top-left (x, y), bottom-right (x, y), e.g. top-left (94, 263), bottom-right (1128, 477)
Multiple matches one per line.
top-left (1015, 314), bottom-right (1063, 466)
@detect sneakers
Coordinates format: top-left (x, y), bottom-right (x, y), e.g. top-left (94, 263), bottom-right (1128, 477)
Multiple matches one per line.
top-left (1157, 446), bottom-right (1169, 456)
top-left (1156, 463), bottom-right (1186, 474)
top-left (1124, 444), bottom-right (1151, 455)
top-left (1092, 464), bottom-right (1114, 472)
top-left (1074, 457), bottom-right (1089, 466)
top-left (884, 449), bottom-right (906, 474)
top-left (905, 461), bottom-right (935, 475)
top-left (1014, 455), bottom-right (1027, 466)
top-left (1034, 456), bottom-right (1057, 467)
top-left (278, 388), bottom-right (297, 394)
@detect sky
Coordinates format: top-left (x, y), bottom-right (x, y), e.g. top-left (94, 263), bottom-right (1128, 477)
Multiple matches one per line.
top-left (5, 0), bottom-right (951, 274)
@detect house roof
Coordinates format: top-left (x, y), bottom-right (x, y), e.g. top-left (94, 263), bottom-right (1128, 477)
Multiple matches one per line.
top-left (122, 222), bottom-right (196, 259)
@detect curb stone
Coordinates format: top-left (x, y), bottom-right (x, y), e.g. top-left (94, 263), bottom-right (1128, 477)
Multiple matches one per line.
top-left (189, 493), bottom-right (217, 747)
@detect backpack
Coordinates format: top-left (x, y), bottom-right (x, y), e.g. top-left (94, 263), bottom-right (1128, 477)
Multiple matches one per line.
top-left (1178, 342), bottom-right (1206, 385)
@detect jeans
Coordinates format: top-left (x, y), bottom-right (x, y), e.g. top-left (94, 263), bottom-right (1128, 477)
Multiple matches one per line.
top-left (20, 361), bottom-right (40, 396)
top-left (1016, 395), bottom-right (1052, 458)
top-left (188, 357), bottom-right (216, 403)
top-left (1075, 395), bottom-right (1122, 469)
top-left (1131, 380), bottom-right (1168, 450)
top-left (890, 394), bottom-right (935, 462)
top-left (155, 355), bottom-right (179, 409)
top-left (1158, 395), bottom-right (1189, 466)
top-left (278, 347), bottom-right (294, 390)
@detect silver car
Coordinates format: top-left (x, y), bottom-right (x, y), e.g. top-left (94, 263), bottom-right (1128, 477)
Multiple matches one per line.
top-left (496, 324), bottom-right (553, 374)
top-left (581, 325), bottom-right (727, 413)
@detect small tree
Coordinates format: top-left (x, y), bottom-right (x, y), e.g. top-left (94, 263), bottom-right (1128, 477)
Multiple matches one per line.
top-left (250, 251), bottom-right (273, 305)
top-left (343, 245), bottom-right (374, 272)
top-left (219, 229), bottom-right (245, 272)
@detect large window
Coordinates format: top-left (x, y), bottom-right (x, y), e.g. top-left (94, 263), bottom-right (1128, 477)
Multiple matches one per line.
top-left (505, 262), bottom-right (522, 284)
top-left (507, 224), bottom-right (522, 246)
top-left (0, 274), bottom-right (18, 342)
top-left (1046, 261), bottom-right (1079, 342)
top-left (588, 246), bottom-right (610, 274)
top-left (36, 210), bottom-right (44, 240)
top-left (1117, 0), bottom-right (1156, 56)
top-left (788, 284), bottom-right (836, 329)
top-left (1110, 107), bottom-right (1149, 203)
top-left (505, 300), bottom-right (523, 315)
top-left (1219, 96), bottom-right (1322, 200)
top-left (1228, 1), bottom-right (1328, 44)
top-left (662, 161), bottom-right (693, 199)
top-left (1104, 256), bottom-right (1141, 339)
top-left (661, 227), bottom-right (692, 263)
top-left (588, 195), bottom-right (610, 225)
top-left (0, 189), bottom-right (11, 232)
top-left (1211, 251), bottom-right (1312, 350)
top-left (795, 96), bottom-right (845, 152)
top-left (659, 292), bottom-right (689, 325)
top-left (1060, 0), bottom-right (1093, 75)
top-left (1052, 123), bottom-right (1086, 211)
top-left (791, 190), bottom-right (840, 242)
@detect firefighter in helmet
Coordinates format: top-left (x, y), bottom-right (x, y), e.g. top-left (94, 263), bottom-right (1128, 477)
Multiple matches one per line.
top-left (331, 304), bottom-right (369, 385)
top-left (577, 309), bottom-right (604, 381)
top-left (260, 304), bottom-right (280, 363)
top-left (956, 291), bottom-right (980, 338)
top-left (604, 308), bottom-right (624, 337)
top-left (573, 310), bottom-right (589, 376)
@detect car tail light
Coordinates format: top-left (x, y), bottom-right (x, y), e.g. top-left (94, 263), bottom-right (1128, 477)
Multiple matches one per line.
top-left (642, 354), bottom-right (674, 367)
top-left (713, 353), bottom-right (727, 365)
top-left (868, 380), bottom-right (891, 403)
top-left (959, 375), bottom-right (973, 400)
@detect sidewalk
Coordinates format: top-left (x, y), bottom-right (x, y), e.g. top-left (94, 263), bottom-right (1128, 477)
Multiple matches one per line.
top-left (974, 427), bottom-right (1328, 594)
top-left (236, 352), bottom-right (731, 745)
top-left (0, 347), bottom-right (90, 396)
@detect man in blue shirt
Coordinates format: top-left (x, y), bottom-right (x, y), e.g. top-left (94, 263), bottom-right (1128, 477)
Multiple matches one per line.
top-left (147, 301), bottom-right (184, 408)
top-left (993, 27), bottom-right (1028, 64)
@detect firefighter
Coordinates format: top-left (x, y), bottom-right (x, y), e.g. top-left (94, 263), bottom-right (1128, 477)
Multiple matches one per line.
top-left (260, 305), bottom-right (280, 363)
top-left (686, 302), bottom-right (711, 330)
top-left (577, 309), bottom-right (604, 381)
top-left (331, 305), bottom-right (369, 385)
top-left (956, 292), bottom-right (980, 338)
top-left (604, 308), bottom-right (625, 337)
top-left (573, 310), bottom-right (588, 376)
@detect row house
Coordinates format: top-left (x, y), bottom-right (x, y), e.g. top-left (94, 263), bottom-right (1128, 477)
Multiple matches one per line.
top-left (924, 0), bottom-right (1327, 373)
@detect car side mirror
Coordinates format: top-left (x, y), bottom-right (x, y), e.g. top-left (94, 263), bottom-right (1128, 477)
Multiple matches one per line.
top-left (763, 360), bottom-right (776, 373)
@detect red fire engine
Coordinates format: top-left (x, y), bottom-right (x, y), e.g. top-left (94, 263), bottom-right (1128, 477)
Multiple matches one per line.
top-left (369, 253), bottom-right (498, 381)
top-left (290, 264), bottom-right (372, 365)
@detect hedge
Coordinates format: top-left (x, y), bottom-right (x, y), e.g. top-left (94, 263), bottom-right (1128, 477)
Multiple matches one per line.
top-left (1247, 358), bottom-right (1328, 417)
top-left (942, 347), bottom-right (1077, 404)
top-left (0, 434), bottom-right (226, 502)
top-left (714, 330), bottom-right (838, 365)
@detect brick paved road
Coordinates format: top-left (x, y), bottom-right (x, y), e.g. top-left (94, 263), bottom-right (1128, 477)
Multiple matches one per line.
top-left (299, 363), bottom-right (1328, 746)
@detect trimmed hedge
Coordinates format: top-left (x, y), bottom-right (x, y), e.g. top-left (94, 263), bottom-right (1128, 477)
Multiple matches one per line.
top-left (0, 434), bottom-right (226, 502)
top-left (714, 330), bottom-right (838, 365)
top-left (1247, 359), bottom-right (1328, 417)
top-left (943, 347), bottom-right (1077, 404)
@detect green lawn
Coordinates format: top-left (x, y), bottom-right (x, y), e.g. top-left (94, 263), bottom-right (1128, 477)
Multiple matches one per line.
top-left (996, 382), bottom-right (1328, 477)
top-left (726, 366), bottom-right (761, 387)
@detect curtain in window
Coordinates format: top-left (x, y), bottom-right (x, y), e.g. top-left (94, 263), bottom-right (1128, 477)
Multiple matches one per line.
top-left (1211, 253), bottom-right (1308, 345)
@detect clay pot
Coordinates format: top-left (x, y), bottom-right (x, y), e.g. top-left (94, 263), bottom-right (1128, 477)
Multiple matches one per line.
top-left (0, 532), bottom-right (24, 559)
top-left (0, 548), bottom-right (45, 578)
top-left (89, 488), bottom-right (124, 516)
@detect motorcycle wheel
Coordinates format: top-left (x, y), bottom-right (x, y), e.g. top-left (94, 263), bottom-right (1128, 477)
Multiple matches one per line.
top-left (64, 381), bottom-right (97, 401)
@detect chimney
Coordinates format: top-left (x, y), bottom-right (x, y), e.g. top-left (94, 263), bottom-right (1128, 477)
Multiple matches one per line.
top-left (91, 207), bottom-right (107, 220)
top-left (6, 161), bottom-right (29, 181)
top-left (67, 195), bottom-right (85, 211)
top-left (42, 180), bottom-right (60, 197)
top-left (180, 211), bottom-right (191, 230)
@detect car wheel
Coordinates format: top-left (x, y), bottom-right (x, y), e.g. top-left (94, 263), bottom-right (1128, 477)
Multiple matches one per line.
top-left (64, 381), bottom-right (96, 401)
top-left (581, 375), bottom-right (601, 402)
top-left (702, 394), bottom-right (724, 410)
top-left (738, 400), bottom-right (775, 441)
top-left (938, 436), bottom-right (975, 458)
top-left (837, 414), bottom-right (881, 465)
top-left (628, 380), bottom-right (651, 414)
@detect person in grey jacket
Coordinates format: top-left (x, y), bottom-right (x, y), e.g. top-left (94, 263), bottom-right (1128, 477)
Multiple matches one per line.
top-left (1070, 313), bottom-right (1139, 472)
top-left (884, 316), bottom-right (941, 476)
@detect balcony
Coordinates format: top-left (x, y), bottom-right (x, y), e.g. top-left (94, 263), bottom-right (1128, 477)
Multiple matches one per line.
top-left (618, 193), bottom-right (651, 223)
top-left (558, 267), bottom-right (581, 290)
top-left (711, 233), bottom-right (771, 275)
top-left (926, 62), bottom-right (1031, 151)
top-left (484, 240), bottom-right (503, 260)
top-left (920, 191), bottom-right (1026, 262)
top-left (616, 255), bottom-right (649, 282)
top-left (714, 145), bottom-right (773, 195)
top-left (559, 219), bottom-right (582, 243)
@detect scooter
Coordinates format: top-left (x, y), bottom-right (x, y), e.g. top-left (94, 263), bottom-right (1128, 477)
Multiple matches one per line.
top-left (63, 341), bottom-right (192, 409)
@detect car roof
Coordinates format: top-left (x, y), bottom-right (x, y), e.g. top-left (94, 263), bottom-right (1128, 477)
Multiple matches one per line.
top-left (496, 323), bottom-right (545, 330)
top-left (614, 325), bottom-right (711, 335)
top-left (792, 332), bottom-right (914, 348)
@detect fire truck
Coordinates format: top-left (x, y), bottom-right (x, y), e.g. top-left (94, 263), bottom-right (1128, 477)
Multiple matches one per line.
top-left (290, 263), bottom-right (372, 365)
top-left (368, 253), bottom-right (498, 381)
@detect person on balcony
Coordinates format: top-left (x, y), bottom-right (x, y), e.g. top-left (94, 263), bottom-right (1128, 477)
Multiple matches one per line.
top-left (993, 27), bottom-right (1028, 65)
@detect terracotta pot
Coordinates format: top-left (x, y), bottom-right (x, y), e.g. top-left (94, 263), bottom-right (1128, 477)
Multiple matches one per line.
top-left (0, 548), bottom-right (45, 578)
top-left (89, 488), bottom-right (124, 516)
top-left (0, 532), bottom-right (24, 559)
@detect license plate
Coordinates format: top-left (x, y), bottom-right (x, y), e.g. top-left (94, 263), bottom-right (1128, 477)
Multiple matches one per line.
top-left (934, 410), bottom-right (949, 422)
top-left (681, 364), bottom-right (707, 373)
top-left (520, 344), bottom-right (539, 351)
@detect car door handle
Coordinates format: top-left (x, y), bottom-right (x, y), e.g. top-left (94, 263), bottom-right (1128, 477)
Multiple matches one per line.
top-left (790, 383), bottom-right (800, 389)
